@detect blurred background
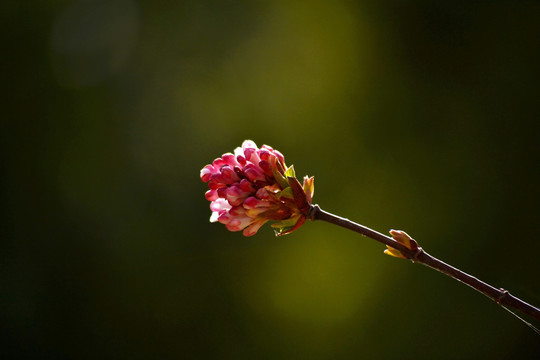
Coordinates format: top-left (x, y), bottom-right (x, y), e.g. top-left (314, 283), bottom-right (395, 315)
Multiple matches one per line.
top-left (2, 0), bottom-right (539, 359)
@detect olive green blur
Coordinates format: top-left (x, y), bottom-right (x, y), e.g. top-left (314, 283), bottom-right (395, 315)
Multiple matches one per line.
top-left (2, 1), bottom-right (539, 359)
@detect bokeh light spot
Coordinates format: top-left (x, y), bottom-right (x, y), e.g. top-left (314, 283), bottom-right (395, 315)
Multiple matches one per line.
top-left (50, 0), bottom-right (138, 87)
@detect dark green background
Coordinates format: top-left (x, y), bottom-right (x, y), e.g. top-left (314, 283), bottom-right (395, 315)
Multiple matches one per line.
top-left (2, 1), bottom-right (539, 359)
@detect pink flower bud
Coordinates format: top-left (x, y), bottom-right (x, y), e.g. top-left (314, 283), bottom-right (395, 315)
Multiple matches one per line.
top-left (205, 190), bottom-right (218, 201)
top-left (220, 165), bottom-right (240, 184)
top-left (200, 165), bottom-right (217, 183)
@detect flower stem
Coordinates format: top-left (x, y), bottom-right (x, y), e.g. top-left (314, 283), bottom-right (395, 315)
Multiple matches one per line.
top-left (308, 204), bottom-right (540, 323)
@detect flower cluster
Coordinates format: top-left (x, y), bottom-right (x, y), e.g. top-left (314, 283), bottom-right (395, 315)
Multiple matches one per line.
top-left (200, 140), bottom-right (314, 236)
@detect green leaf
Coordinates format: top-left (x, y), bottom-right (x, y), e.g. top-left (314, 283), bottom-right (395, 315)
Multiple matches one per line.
top-left (271, 215), bottom-right (306, 236)
top-left (277, 187), bottom-right (294, 199)
top-left (272, 167), bottom-right (289, 189)
top-left (284, 165), bottom-right (296, 178)
top-left (271, 215), bottom-right (299, 233)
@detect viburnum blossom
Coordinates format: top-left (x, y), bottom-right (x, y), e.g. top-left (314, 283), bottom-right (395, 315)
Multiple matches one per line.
top-left (200, 140), bottom-right (314, 236)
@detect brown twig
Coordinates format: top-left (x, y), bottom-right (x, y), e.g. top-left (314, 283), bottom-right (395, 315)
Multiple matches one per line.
top-left (307, 204), bottom-right (540, 323)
